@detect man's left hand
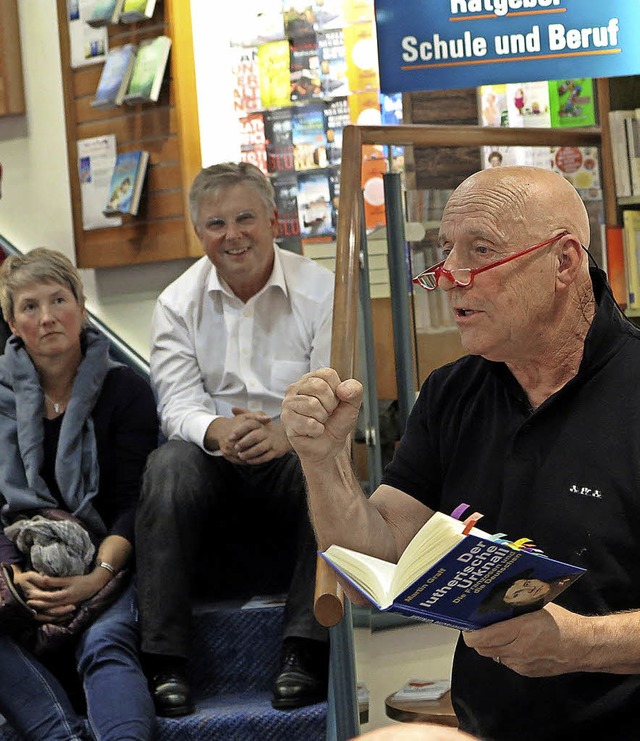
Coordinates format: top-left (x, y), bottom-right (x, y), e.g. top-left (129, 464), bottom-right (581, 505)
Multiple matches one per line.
top-left (463, 603), bottom-right (593, 676)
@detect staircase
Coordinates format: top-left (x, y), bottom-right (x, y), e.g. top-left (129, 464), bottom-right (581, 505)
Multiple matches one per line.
top-left (0, 600), bottom-right (329, 740)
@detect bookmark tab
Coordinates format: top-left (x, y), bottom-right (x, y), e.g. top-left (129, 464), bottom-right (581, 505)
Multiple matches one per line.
top-left (462, 512), bottom-right (483, 535)
top-left (450, 503), bottom-right (470, 520)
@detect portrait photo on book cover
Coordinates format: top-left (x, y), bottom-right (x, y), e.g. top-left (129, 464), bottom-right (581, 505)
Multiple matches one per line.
top-left (473, 567), bottom-right (578, 620)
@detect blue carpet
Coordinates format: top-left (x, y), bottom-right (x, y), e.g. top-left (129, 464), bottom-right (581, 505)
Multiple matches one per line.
top-left (0, 602), bottom-right (327, 740)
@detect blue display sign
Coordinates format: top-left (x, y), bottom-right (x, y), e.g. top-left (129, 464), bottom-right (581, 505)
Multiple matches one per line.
top-left (373, 0), bottom-right (640, 94)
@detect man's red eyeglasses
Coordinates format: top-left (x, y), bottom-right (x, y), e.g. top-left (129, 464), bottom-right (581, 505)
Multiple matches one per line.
top-left (412, 232), bottom-right (569, 291)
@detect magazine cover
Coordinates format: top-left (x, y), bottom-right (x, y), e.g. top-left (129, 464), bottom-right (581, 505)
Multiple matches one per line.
top-left (548, 78), bottom-right (596, 128)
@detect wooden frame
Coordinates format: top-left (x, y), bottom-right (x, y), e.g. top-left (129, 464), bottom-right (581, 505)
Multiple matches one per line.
top-left (315, 120), bottom-right (605, 627)
top-left (0, 0), bottom-right (25, 117)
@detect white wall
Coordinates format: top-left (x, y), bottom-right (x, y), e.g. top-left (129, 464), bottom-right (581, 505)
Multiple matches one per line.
top-left (0, 1), bottom-right (240, 360)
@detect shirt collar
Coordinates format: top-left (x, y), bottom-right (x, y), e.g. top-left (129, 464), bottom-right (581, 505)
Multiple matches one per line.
top-left (206, 244), bottom-right (289, 301)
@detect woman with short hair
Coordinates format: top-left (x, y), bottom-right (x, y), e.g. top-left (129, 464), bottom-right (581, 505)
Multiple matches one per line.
top-left (0, 248), bottom-right (158, 740)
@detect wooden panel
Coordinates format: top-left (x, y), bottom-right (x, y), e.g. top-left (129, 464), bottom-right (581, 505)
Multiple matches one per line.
top-left (403, 88), bottom-right (481, 190)
top-left (0, 0), bottom-right (25, 116)
top-left (55, 0), bottom-right (201, 269)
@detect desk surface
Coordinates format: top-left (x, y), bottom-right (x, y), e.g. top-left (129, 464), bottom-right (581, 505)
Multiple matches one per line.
top-left (385, 690), bottom-right (458, 727)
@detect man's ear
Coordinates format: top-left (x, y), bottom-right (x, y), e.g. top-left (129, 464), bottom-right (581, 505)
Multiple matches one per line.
top-left (270, 208), bottom-right (279, 239)
top-left (556, 235), bottom-right (583, 288)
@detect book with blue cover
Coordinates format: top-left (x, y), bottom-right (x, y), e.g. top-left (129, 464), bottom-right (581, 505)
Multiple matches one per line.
top-left (91, 44), bottom-right (137, 108)
top-left (103, 150), bottom-right (150, 216)
top-left (320, 508), bottom-right (585, 631)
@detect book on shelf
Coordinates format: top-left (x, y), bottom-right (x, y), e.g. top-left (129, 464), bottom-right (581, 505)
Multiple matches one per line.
top-left (257, 40), bottom-right (291, 109)
top-left (548, 78), bottom-right (596, 128)
top-left (239, 112), bottom-right (268, 174)
top-left (323, 96), bottom-right (349, 166)
top-left (318, 29), bottom-right (350, 98)
top-left (608, 109), bottom-right (635, 198)
top-left (297, 170), bottom-right (334, 239)
top-left (119, 0), bottom-right (157, 23)
top-left (623, 209), bottom-right (640, 311)
top-left (264, 108), bottom-right (295, 174)
top-left (289, 36), bottom-right (322, 103)
top-left (320, 508), bottom-right (585, 631)
top-left (91, 44), bottom-right (137, 109)
top-left (343, 21), bottom-right (380, 94)
top-left (273, 175), bottom-right (302, 253)
top-left (283, 0), bottom-right (316, 39)
top-left (87, 0), bottom-right (125, 27)
top-left (123, 35), bottom-right (172, 105)
top-left (292, 103), bottom-right (328, 170)
top-left (103, 150), bottom-right (150, 216)
top-left (625, 112), bottom-right (640, 196)
top-left (231, 46), bottom-right (261, 115)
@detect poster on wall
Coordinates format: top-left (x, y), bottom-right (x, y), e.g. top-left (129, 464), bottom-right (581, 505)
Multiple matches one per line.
top-left (373, 0), bottom-right (640, 94)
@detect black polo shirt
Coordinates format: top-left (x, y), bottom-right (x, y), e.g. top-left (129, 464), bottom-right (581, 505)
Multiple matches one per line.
top-left (382, 269), bottom-right (640, 740)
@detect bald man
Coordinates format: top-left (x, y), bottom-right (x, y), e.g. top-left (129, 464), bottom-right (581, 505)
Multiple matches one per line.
top-left (281, 166), bottom-right (640, 741)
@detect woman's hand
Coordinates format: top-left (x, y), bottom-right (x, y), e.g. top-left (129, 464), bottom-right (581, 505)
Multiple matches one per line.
top-left (13, 569), bottom-right (109, 623)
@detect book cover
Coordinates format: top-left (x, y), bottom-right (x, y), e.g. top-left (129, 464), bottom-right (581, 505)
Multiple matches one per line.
top-left (257, 40), bottom-right (291, 109)
top-left (297, 170), bottom-right (334, 239)
top-left (103, 150), bottom-right (150, 216)
top-left (123, 35), bottom-right (172, 104)
top-left (479, 84), bottom-right (508, 127)
top-left (323, 96), bottom-right (349, 166)
top-left (320, 510), bottom-right (585, 631)
top-left (548, 78), bottom-right (596, 128)
top-left (318, 29), bottom-right (349, 98)
top-left (362, 153), bottom-right (387, 232)
top-left (550, 146), bottom-right (601, 200)
top-left (348, 90), bottom-right (381, 126)
top-left (505, 80), bottom-right (551, 128)
top-left (87, 0), bottom-right (125, 27)
top-left (328, 167), bottom-right (340, 231)
top-left (264, 108), bottom-right (295, 174)
top-left (231, 46), bottom-right (261, 115)
top-left (289, 36), bottom-right (322, 103)
top-left (273, 175), bottom-right (302, 253)
top-left (343, 21), bottom-right (380, 93)
top-left (239, 112), bottom-right (268, 174)
top-left (284, 1), bottom-right (316, 39)
top-left (91, 43), bottom-right (137, 109)
top-left (626, 113), bottom-right (640, 196)
top-left (292, 103), bottom-right (328, 170)
top-left (623, 209), bottom-right (640, 311)
top-left (119, 0), bottom-right (157, 23)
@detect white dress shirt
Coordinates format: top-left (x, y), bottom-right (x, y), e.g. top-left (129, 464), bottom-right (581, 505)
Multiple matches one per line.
top-left (150, 245), bottom-right (334, 450)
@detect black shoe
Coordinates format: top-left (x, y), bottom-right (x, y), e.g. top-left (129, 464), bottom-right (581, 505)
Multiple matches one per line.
top-left (272, 637), bottom-right (329, 710)
top-left (151, 671), bottom-right (195, 717)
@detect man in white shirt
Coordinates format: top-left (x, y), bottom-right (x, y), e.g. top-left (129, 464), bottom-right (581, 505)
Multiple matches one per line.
top-left (135, 162), bottom-right (334, 717)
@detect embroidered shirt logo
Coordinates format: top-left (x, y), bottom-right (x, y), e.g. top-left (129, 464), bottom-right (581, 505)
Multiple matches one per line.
top-left (570, 484), bottom-right (602, 499)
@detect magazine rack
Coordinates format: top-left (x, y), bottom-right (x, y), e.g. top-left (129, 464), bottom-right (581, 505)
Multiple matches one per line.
top-left (315, 99), bottom-right (609, 628)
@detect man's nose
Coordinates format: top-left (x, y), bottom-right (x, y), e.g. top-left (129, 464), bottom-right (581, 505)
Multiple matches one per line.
top-left (225, 222), bottom-right (243, 240)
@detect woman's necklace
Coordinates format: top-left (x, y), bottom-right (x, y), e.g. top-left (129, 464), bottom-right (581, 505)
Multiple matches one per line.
top-left (44, 393), bottom-right (70, 415)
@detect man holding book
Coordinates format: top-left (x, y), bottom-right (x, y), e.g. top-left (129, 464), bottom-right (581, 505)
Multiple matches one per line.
top-left (282, 165), bottom-right (640, 740)
top-left (135, 162), bottom-right (334, 716)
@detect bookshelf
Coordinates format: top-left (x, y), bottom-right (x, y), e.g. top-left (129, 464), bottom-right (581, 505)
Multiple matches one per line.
top-left (55, 0), bottom-right (202, 269)
top-left (0, 0), bottom-right (25, 117)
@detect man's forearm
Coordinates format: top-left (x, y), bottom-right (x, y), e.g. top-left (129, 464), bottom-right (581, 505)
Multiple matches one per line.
top-left (581, 610), bottom-right (640, 674)
top-left (299, 444), bottom-right (398, 561)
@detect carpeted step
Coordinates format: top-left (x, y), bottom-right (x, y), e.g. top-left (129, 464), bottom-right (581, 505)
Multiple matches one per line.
top-left (188, 600), bottom-right (285, 696)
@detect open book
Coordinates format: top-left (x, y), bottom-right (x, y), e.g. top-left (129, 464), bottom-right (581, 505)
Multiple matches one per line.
top-left (320, 509), bottom-right (585, 631)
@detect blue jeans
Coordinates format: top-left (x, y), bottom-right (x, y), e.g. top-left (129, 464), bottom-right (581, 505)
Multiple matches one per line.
top-left (0, 583), bottom-right (155, 740)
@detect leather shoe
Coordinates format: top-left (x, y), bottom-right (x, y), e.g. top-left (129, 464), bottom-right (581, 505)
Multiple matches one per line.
top-left (151, 671), bottom-right (194, 717)
top-left (272, 638), bottom-right (329, 709)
